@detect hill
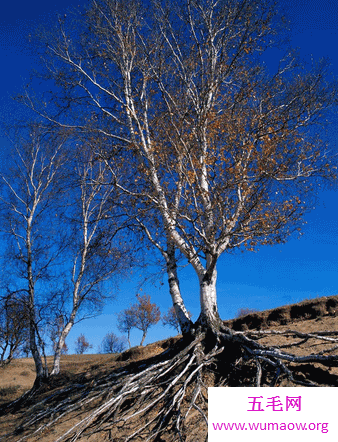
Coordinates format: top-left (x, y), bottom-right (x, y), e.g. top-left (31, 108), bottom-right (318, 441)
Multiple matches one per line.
top-left (0, 295), bottom-right (338, 441)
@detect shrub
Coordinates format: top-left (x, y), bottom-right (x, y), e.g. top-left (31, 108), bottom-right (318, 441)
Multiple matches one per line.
top-left (101, 333), bottom-right (127, 354)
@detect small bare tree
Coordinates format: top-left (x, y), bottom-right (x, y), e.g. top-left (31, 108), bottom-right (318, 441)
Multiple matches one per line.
top-left (162, 306), bottom-right (192, 334)
top-left (118, 294), bottom-right (160, 346)
top-left (74, 334), bottom-right (92, 355)
top-left (132, 294), bottom-right (161, 346)
top-left (101, 332), bottom-right (127, 354)
top-left (117, 307), bottom-right (136, 349)
top-left (0, 292), bottom-right (29, 366)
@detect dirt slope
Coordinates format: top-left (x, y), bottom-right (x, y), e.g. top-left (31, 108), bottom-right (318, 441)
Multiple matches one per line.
top-left (0, 337), bottom-right (180, 406)
top-left (0, 295), bottom-right (337, 441)
top-left (224, 294), bottom-right (338, 330)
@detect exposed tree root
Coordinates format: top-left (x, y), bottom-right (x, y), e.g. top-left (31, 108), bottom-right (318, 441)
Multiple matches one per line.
top-left (3, 327), bottom-right (338, 442)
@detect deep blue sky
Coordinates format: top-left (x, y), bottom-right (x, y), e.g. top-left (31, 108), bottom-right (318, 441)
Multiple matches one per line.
top-left (0, 0), bottom-right (338, 353)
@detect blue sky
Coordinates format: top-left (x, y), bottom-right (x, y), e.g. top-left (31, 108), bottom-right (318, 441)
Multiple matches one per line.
top-left (0, 0), bottom-right (338, 353)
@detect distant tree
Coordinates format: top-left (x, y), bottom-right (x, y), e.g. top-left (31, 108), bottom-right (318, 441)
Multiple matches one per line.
top-left (74, 334), bottom-right (92, 355)
top-left (133, 294), bottom-right (161, 346)
top-left (118, 294), bottom-right (160, 346)
top-left (117, 307), bottom-right (136, 349)
top-left (21, 343), bottom-right (31, 358)
top-left (0, 293), bottom-right (29, 366)
top-left (101, 332), bottom-right (127, 354)
top-left (162, 306), bottom-right (191, 334)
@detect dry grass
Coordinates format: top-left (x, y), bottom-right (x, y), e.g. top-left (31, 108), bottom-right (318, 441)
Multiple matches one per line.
top-left (0, 338), bottom-right (180, 407)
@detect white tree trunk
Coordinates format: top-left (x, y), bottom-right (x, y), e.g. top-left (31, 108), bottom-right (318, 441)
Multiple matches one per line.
top-left (166, 243), bottom-right (192, 334)
top-left (198, 265), bottom-right (220, 331)
top-left (51, 319), bottom-right (74, 375)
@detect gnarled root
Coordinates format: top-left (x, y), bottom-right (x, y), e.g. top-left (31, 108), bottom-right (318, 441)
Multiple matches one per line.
top-left (5, 327), bottom-right (338, 442)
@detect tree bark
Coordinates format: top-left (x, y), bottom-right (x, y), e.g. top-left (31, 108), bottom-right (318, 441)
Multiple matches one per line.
top-left (29, 318), bottom-right (46, 380)
top-left (197, 264), bottom-right (221, 332)
top-left (28, 227), bottom-right (47, 380)
top-left (140, 331), bottom-right (146, 346)
top-left (51, 318), bottom-right (75, 375)
top-left (166, 242), bottom-right (192, 335)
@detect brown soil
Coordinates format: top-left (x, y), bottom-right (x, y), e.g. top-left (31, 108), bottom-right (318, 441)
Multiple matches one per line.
top-left (0, 337), bottom-right (180, 407)
top-left (224, 294), bottom-right (338, 331)
top-left (0, 295), bottom-right (337, 441)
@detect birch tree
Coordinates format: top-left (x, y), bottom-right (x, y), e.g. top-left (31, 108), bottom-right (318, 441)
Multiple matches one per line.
top-left (117, 294), bottom-right (160, 346)
top-left (74, 334), bottom-right (92, 354)
top-left (31, 0), bottom-right (338, 335)
top-left (133, 294), bottom-right (161, 346)
top-left (14, 1), bottom-right (338, 438)
top-left (0, 125), bottom-right (66, 382)
top-left (50, 147), bottom-right (128, 375)
top-left (1, 127), bottom-right (130, 379)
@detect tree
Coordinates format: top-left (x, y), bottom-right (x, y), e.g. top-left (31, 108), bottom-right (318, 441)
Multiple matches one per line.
top-left (0, 292), bottom-right (29, 366)
top-left (0, 125), bottom-right (131, 379)
top-left (133, 294), bottom-right (161, 346)
top-left (15, 0), bottom-right (338, 438)
top-left (49, 315), bottom-right (68, 355)
top-left (162, 306), bottom-right (192, 334)
top-left (74, 334), bottom-right (92, 354)
top-left (117, 307), bottom-right (136, 349)
top-left (29, 0), bottom-right (337, 335)
top-left (50, 145), bottom-right (130, 375)
top-left (118, 294), bottom-right (161, 346)
top-left (0, 124), bottom-right (67, 382)
top-left (101, 332), bottom-right (127, 354)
